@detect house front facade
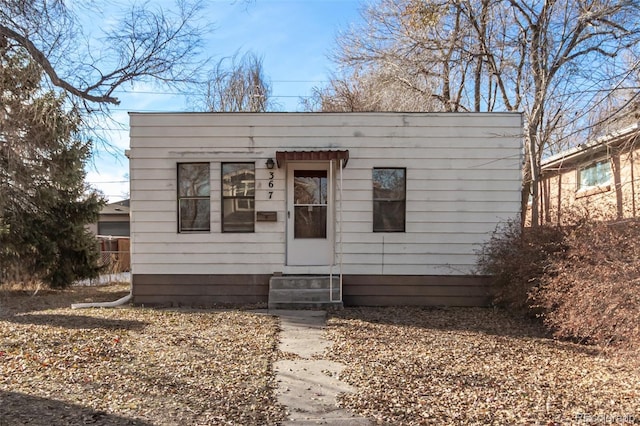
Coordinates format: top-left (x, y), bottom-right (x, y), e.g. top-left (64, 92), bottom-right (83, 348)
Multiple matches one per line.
top-left (128, 112), bottom-right (522, 307)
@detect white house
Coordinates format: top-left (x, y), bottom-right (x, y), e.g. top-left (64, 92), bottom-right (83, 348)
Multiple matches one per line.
top-left (128, 112), bottom-right (522, 307)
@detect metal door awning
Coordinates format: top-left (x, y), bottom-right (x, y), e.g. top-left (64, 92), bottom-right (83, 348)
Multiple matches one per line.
top-left (275, 150), bottom-right (349, 168)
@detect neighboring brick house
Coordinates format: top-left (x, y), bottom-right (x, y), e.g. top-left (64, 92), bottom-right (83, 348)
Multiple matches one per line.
top-left (538, 123), bottom-right (640, 224)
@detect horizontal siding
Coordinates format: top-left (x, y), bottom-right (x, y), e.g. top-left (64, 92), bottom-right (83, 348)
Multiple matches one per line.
top-left (130, 112), bottom-right (522, 278)
top-left (133, 264), bottom-right (278, 275)
top-left (135, 242), bottom-right (284, 254)
top-left (338, 232), bottom-right (493, 244)
top-left (130, 125), bottom-right (518, 142)
top-left (337, 221), bottom-right (506, 233)
top-left (133, 232), bottom-right (284, 244)
top-left (129, 111), bottom-right (519, 127)
top-left (131, 148), bottom-right (520, 162)
top-left (134, 253), bottom-right (284, 264)
top-left (131, 261), bottom-right (476, 276)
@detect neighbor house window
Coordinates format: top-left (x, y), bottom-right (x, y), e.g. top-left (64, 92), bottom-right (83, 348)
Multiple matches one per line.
top-left (178, 163), bottom-right (210, 232)
top-left (222, 163), bottom-right (255, 232)
top-left (578, 159), bottom-right (611, 190)
top-left (373, 168), bottom-right (406, 232)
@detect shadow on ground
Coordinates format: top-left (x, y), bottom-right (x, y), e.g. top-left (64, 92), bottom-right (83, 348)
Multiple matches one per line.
top-left (4, 313), bottom-right (147, 330)
top-left (0, 286), bottom-right (130, 316)
top-left (0, 390), bottom-right (152, 426)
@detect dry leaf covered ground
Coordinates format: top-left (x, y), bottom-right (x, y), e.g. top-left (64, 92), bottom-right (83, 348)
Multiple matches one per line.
top-left (1, 285), bottom-right (638, 425)
top-left (0, 284), bottom-right (284, 425)
top-left (326, 307), bottom-right (639, 425)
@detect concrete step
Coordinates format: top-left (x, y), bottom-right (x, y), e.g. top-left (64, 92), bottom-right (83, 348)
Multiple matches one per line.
top-left (268, 275), bottom-right (343, 310)
top-left (268, 301), bottom-right (344, 310)
top-left (269, 275), bottom-right (340, 290)
top-left (269, 289), bottom-right (342, 303)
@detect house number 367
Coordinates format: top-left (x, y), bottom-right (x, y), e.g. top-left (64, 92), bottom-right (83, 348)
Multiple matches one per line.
top-left (268, 172), bottom-right (274, 199)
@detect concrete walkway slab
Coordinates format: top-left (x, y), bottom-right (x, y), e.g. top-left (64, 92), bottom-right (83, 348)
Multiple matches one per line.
top-left (258, 309), bottom-right (371, 426)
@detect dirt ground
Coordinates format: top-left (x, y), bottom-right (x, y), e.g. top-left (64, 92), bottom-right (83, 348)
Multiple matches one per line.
top-left (326, 307), bottom-right (640, 425)
top-left (0, 284), bottom-right (284, 425)
top-left (1, 284), bottom-right (638, 425)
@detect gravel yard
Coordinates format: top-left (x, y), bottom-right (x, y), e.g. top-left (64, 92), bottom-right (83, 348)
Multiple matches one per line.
top-left (1, 284), bottom-right (638, 425)
top-left (325, 307), bottom-right (639, 425)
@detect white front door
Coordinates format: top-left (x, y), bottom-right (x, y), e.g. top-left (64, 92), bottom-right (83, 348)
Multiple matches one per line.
top-left (286, 162), bottom-right (334, 266)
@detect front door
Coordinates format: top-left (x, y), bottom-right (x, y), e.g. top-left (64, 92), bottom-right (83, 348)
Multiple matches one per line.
top-left (286, 162), bottom-right (333, 266)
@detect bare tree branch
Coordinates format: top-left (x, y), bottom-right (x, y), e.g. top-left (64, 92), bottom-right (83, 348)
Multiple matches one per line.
top-left (0, 0), bottom-right (207, 107)
top-left (323, 0), bottom-right (640, 226)
top-left (192, 51), bottom-right (272, 112)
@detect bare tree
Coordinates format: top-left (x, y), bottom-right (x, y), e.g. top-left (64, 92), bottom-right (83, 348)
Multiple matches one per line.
top-left (195, 51), bottom-right (272, 112)
top-left (328, 0), bottom-right (640, 225)
top-left (0, 0), bottom-right (207, 108)
top-left (303, 66), bottom-right (440, 112)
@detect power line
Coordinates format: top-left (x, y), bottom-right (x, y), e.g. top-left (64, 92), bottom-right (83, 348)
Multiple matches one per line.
top-left (87, 180), bottom-right (129, 184)
top-left (112, 83), bottom-right (325, 96)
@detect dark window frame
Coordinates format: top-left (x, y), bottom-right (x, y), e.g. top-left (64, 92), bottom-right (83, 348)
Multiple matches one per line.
top-left (177, 162), bottom-right (211, 233)
top-left (221, 162), bottom-right (256, 233)
top-left (373, 167), bottom-right (406, 232)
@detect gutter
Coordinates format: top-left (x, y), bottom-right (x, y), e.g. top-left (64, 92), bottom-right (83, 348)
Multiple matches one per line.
top-left (542, 122), bottom-right (640, 171)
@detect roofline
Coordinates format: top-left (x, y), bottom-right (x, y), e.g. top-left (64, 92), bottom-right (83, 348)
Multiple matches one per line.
top-left (541, 122), bottom-right (640, 170)
top-left (127, 111), bottom-right (523, 116)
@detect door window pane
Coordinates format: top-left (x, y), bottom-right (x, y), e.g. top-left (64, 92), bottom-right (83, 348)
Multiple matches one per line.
top-left (373, 168), bottom-right (406, 232)
top-left (294, 206), bottom-right (327, 238)
top-left (294, 170), bottom-right (327, 239)
top-left (294, 170), bottom-right (327, 204)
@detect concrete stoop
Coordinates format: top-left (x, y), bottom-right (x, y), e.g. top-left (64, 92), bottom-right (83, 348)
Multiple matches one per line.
top-left (269, 275), bottom-right (343, 310)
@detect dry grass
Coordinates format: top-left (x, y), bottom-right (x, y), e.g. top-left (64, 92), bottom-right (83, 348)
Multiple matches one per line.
top-left (326, 307), bottom-right (640, 425)
top-left (0, 284), bottom-right (284, 425)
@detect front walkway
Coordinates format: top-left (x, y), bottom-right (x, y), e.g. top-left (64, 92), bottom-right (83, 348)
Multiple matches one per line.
top-left (268, 310), bottom-right (370, 425)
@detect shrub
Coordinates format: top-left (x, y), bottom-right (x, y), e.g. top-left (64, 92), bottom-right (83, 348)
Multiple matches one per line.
top-left (478, 217), bottom-right (640, 352)
top-left (476, 219), bottom-right (567, 316)
top-left (531, 220), bottom-right (640, 350)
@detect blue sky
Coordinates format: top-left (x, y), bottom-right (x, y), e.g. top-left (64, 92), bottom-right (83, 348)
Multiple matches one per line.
top-left (86, 0), bottom-right (364, 202)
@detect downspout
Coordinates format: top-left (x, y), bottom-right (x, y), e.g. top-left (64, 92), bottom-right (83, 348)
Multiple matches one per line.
top-left (71, 292), bottom-right (132, 309)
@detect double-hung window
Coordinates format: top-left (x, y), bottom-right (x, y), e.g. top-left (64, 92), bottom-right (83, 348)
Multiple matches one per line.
top-left (373, 168), bottom-right (406, 232)
top-left (178, 163), bottom-right (210, 232)
top-left (222, 163), bottom-right (255, 232)
top-left (578, 159), bottom-right (611, 190)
